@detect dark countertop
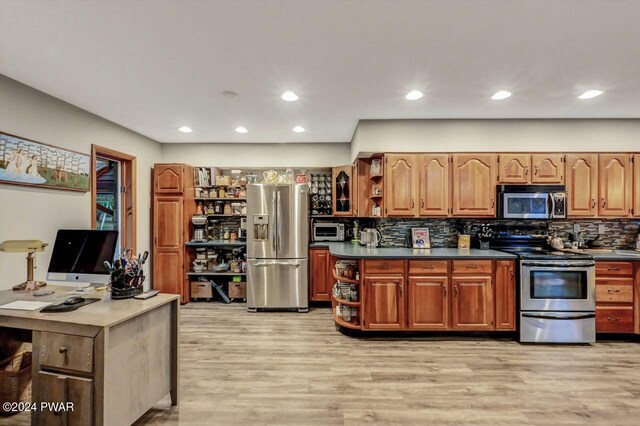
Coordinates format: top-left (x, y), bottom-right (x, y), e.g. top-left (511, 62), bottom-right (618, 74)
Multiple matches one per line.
top-left (586, 250), bottom-right (640, 261)
top-left (310, 242), bottom-right (517, 259)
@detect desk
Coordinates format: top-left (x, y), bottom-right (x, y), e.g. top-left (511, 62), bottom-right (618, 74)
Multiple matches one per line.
top-left (0, 286), bottom-right (179, 425)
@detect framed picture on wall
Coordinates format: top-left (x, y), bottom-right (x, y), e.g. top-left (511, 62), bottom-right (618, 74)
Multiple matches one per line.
top-left (0, 132), bottom-right (91, 192)
top-left (412, 228), bottom-right (431, 249)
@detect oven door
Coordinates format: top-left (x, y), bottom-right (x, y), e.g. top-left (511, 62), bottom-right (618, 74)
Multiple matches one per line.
top-left (502, 192), bottom-right (551, 219)
top-left (520, 261), bottom-right (595, 312)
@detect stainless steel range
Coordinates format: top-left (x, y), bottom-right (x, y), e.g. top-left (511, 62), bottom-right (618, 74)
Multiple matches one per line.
top-left (490, 227), bottom-right (596, 343)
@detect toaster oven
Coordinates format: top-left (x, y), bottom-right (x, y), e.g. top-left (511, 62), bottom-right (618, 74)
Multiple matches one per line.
top-left (312, 223), bottom-right (345, 241)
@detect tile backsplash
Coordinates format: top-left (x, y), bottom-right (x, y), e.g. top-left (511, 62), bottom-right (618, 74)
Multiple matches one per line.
top-left (374, 218), bottom-right (640, 249)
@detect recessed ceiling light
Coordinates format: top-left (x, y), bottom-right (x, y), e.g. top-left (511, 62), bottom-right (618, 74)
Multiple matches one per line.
top-left (235, 126), bottom-right (248, 134)
top-left (491, 90), bottom-right (512, 100)
top-left (578, 89), bottom-right (604, 99)
top-left (405, 90), bottom-right (424, 100)
top-left (292, 126), bottom-right (306, 133)
top-left (281, 91), bottom-right (299, 102)
top-left (178, 126), bottom-right (193, 133)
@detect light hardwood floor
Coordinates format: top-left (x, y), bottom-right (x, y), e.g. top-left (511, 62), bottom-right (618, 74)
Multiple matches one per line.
top-left (4, 304), bottom-right (640, 425)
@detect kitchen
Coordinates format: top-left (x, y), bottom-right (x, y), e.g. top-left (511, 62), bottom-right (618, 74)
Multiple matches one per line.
top-left (3, 1), bottom-right (640, 425)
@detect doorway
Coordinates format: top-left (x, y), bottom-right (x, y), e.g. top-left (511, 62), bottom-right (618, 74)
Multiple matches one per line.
top-left (91, 145), bottom-right (136, 254)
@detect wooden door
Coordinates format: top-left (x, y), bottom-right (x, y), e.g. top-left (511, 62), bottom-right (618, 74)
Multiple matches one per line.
top-left (494, 260), bottom-right (515, 330)
top-left (418, 154), bottom-right (449, 216)
top-left (332, 165), bottom-right (354, 216)
top-left (599, 154), bottom-right (632, 217)
top-left (634, 155), bottom-right (640, 217)
top-left (310, 248), bottom-right (332, 301)
top-left (407, 276), bottom-right (449, 330)
top-left (451, 276), bottom-right (493, 330)
top-left (385, 154), bottom-right (418, 216)
top-left (451, 154), bottom-right (497, 217)
top-left (498, 154), bottom-right (530, 184)
top-left (531, 154), bottom-right (564, 183)
top-left (566, 154), bottom-right (598, 217)
top-left (154, 164), bottom-right (184, 193)
top-left (363, 275), bottom-right (404, 329)
top-left (153, 196), bottom-right (184, 296)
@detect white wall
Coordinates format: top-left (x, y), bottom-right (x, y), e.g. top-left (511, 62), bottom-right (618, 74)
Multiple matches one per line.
top-left (0, 75), bottom-right (162, 290)
top-left (352, 119), bottom-right (640, 160)
top-left (162, 142), bottom-right (350, 168)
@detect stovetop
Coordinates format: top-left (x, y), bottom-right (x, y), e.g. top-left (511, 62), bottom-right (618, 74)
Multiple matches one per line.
top-left (496, 247), bottom-right (594, 261)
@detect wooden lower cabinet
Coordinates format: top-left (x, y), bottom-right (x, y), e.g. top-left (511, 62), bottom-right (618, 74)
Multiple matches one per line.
top-left (494, 260), bottom-right (516, 330)
top-left (407, 276), bottom-right (449, 330)
top-left (595, 261), bottom-right (637, 334)
top-left (310, 248), bottom-right (332, 301)
top-left (37, 371), bottom-right (93, 426)
top-left (451, 276), bottom-right (494, 330)
top-left (363, 275), bottom-right (404, 330)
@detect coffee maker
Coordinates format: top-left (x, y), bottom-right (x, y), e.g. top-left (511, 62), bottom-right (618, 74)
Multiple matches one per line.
top-left (239, 217), bottom-right (247, 241)
top-left (191, 215), bottom-right (208, 242)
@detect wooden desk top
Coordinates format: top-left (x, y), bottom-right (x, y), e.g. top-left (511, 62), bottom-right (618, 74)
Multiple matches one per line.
top-left (0, 285), bottom-right (179, 337)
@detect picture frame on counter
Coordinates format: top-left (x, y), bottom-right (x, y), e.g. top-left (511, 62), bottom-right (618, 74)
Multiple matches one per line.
top-left (411, 227), bottom-right (431, 249)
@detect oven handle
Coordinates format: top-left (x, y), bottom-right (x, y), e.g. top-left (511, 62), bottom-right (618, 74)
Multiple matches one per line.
top-left (522, 312), bottom-right (596, 320)
top-left (521, 261), bottom-right (595, 268)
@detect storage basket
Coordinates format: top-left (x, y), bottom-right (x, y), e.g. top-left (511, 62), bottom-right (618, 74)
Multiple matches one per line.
top-left (0, 351), bottom-right (32, 416)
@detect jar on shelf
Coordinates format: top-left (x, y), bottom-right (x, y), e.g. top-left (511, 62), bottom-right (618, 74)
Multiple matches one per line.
top-left (223, 203), bottom-right (232, 215)
top-left (223, 229), bottom-right (230, 240)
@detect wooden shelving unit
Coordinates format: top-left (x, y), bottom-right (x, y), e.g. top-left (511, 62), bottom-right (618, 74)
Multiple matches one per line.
top-left (331, 259), bottom-right (362, 330)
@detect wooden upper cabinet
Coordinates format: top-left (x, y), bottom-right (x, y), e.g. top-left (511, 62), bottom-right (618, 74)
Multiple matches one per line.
top-left (531, 154), bottom-right (564, 183)
top-left (494, 260), bottom-right (515, 331)
top-left (566, 154), bottom-right (598, 217)
top-left (385, 154), bottom-right (418, 216)
top-left (332, 165), bottom-right (354, 216)
top-left (451, 276), bottom-right (494, 331)
top-left (634, 155), bottom-right (640, 217)
top-left (363, 275), bottom-right (404, 330)
top-left (599, 154), bottom-right (632, 217)
top-left (498, 154), bottom-right (530, 184)
top-left (451, 154), bottom-right (497, 217)
top-left (418, 154), bottom-right (449, 216)
top-left (407, 276), bottom-right (449, 330)
top-left (154, 164), bottom-right (184, 193)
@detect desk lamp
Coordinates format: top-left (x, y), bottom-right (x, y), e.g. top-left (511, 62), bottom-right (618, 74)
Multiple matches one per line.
top-left (0, 240), bottom-right (48, 291)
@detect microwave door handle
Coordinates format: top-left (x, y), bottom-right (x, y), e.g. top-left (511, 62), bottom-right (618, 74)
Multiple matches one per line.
top-left (549, 193), bottom-right (555, 218)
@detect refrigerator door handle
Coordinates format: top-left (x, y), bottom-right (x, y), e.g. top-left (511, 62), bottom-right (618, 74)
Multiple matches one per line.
top-left (271, 190), bottom-right (277, 253)
top-left (253, 261), bottom-right (301, 268)
top-left (276, 190), bottom-right (281, 255)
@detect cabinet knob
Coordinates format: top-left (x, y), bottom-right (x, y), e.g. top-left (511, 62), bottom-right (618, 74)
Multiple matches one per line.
top-left (607, 317), bottom-right (621, 322)
top-left (601, 198), bottom-right (606, 208)
top-left (591, 199), bottom-right (596, 209)
top-left (608, 288), bottom-right (621, 293)
top-left (378, 265), bottom-right (390, 269)
top-left (59, 346), bottom-right (67, 354)
top-left (607, 267), bottom-right (620, 271)
top-left (466, 265), bottom-right (479, 269)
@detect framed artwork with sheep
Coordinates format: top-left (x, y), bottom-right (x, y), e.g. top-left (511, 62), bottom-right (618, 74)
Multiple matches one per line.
top-left (0, 132), bottom-right (91, 192)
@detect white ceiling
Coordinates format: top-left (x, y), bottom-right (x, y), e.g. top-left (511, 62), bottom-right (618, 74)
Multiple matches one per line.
top-left (1, 0), bottom-right (640, 144)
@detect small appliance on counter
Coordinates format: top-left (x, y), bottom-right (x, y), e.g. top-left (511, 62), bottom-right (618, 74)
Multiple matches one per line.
top-left (360, 228), bottom-right (382, 248)
top-left (312, 222), bottom-right (345, 242)
top-left (191, 214), bottom-right (208, 242)
top-left (497, 185), bottom-right (567, 219)
top-left (239, 217), bottom-right (247, 241)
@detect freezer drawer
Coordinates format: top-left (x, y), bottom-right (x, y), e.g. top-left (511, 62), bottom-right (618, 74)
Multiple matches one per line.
top-left (247, 259), bottom-right (308, 310)
top-left (520, 311), bottom-right (595, 343)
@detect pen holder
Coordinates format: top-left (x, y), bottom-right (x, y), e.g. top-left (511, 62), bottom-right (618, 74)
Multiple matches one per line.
top-left (109, 272), bottom-right (145, 300)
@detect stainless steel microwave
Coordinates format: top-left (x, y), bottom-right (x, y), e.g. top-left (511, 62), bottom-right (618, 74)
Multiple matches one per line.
top-left (312, 223), bottom-right (345, 241)
top-left (497, 185), bottom-right (567, 219)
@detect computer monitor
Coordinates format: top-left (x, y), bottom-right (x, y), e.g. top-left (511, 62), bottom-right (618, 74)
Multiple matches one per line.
top-left (47, 229), bottom-right (119, 284)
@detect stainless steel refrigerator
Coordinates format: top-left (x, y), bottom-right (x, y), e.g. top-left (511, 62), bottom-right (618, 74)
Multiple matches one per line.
top-left (247, 183), bottom-right (309, 312)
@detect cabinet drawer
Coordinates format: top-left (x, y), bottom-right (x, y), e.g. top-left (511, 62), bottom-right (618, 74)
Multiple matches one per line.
top-left (37, 371), bottom-right (93, 425)
top-left (595, 262), bottom-right (634, 277)
top-left (363, 260), bottom-right (404, 274)
top-left (452, 260), bottom-right (492, 275)
top-left (408, 260), bottom-right (448, 275)
top-left (39, 332), bottom-right (93, 374)
top-left (596, 279), bottom-right (633, 303)
top-left (596, 307), bottom-right (634, 333)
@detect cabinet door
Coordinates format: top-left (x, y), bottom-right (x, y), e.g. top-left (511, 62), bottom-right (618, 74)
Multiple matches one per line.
top-left (498, 154), bottom-right (530, 184)
top-left (451, 276), bottom-right (493, 330)
top-left (385, 154), bottom-right (418, 216)
top-left (36, 371), bottom-right (93, 426)
top-left (332, 165), bottom-right (354, 216)
top-left (566, 154), bottom-right (598, 217)
top-left (310, 248), bottom-right (331, 301)
top-left (599, 154), bottom-right (632, 217)
top-left (531, 154), bottom-right (564, 183)
top-left (451, 154), bottom-right (497, 217)
top-left (418, 154), bottom-right (449, 216)
top-left (153, 196), bottom-right (184, 296)
top-left (407, 276), bottom-right (449, 330)
top-left (363, 275), bottom-right (404, 329)
top-left (154, 164), bottom-right (184, 193)
top-left (634, 154), bottom-right (640, 217)
top-left (494, 260), bottom-right (515, 330)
